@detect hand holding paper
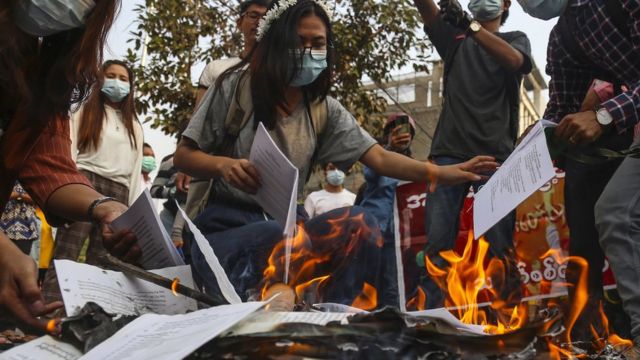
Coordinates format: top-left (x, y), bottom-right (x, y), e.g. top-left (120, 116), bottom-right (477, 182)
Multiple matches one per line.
top-left (473, 121), bottom-right (556, 238)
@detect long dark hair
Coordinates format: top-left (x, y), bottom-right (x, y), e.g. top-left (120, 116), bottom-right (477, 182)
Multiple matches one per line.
top-left (0, 0), bottom-right (120, 128)
top-left (218, 0), bottom-right (335, 129)
top-left (77, 60), bottom-right (138, 153)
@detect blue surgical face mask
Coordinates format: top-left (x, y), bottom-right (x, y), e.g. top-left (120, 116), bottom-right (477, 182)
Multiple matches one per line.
top-left (290, 49), bottom-right (328, 87)
top-left (468, 0), bottom-right (504, 22)
top-left (516, 0), bottom-right (568, 20)
top-left (101, 78), bottom-right (131, 103)
top-left (14, 0), bottom-right (96, 37)
top-left (326, 169), bottom-right (345, 186)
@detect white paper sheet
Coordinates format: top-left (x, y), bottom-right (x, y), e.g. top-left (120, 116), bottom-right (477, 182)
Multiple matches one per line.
top-left (0, 336), bottom-right (82, 360)
top-left (80, 302), bottom-right (266, 360)
top-left (176, 205), bottom-right (242, 304)
top-left (111, 189), bottom-right (184, 269)
top-left (55, 260), bottom-right (197, 316)
top-left (408, 308), bottom-right (486, 335)
top-left (249, 122), bottom-right (299, 283)
top-left (224, 311), bottom-right (352, 336)
top-left (473, 121), bottom-right (555, 238)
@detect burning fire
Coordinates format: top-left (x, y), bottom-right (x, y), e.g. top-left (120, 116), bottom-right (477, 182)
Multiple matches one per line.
top-left (351, 282), bottom-right (377, 311)
top-left (424, 231), bottom-right (527, 334)
top-left (46, 318), bottom-right (59, 334)
top-left (260, 209), bottom-right (382, 309)
top-left (171, 277), bottom-right (180, 296)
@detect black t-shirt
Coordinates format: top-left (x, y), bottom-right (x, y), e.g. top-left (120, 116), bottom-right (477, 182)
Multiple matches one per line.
top-left (427, 17), bottom-right (532, 162)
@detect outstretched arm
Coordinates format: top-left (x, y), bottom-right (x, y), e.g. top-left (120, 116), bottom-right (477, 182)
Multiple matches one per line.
top-left (359, 144), bottom-right (497, 190)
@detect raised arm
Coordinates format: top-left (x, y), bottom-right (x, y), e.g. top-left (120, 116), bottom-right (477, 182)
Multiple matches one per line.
top-left (413, 0), bottom-right (440, 26)
top-left (359, 144), bottom-right (497, 190)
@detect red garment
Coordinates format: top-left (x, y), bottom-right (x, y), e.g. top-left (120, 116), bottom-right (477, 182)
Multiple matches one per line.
top-left (0, 118), bottom-right (93, 225)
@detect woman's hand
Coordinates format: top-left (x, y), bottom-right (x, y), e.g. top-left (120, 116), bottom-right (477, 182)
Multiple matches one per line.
top-left (220, 158), bottom-right (261, 194)
top-left (93, 201), bottom-right (141, 264)
top-left (428, 156), bottom-right (498, 191)
top-left (0, 233), bottom-right (62, 332)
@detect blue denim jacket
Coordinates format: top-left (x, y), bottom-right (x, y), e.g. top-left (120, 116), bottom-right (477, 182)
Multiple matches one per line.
top-left (358, 166), bottom-right (398, 236)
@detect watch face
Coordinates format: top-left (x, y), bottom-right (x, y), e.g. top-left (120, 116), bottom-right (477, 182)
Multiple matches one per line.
top-left (470, 22), bottom-right (481, 32)
top-left (597, 108), bottom-right (613, 126)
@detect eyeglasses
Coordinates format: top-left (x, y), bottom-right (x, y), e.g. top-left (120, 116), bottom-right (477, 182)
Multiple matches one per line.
top-left (298, 46), bottom-right (331, 61)
top-left (241, 11), bottom-right (265, 21)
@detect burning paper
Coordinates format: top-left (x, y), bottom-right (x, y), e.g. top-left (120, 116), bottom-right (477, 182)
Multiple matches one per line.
top-left (55, 260), bottom-right (196, 316)
top-left (0, 336), bottom-right (82, 360)
top-left (81, 302), bottom-right (266, 360)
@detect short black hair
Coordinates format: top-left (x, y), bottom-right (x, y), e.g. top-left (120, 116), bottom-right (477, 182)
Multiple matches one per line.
top-left (143, 142), bottom-right (152, 149)
top-left (239, 0), bottom-right (271, 15)
top-left (500, 9), bottom-right (509, 25)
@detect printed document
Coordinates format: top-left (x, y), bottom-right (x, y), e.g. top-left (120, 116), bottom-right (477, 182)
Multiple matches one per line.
top-left (81, 302), bottom-right (266, 360)
top-left (111, 189), bottom-right (184, 269)
top-left (0, 336), bottom-right (82, 360)
top-left (250, 122), bottom-right (299, 282)
top-left (473, 121), bottom-right (555, 238)
top-left (55, 260), bottom-right (196, 316)
top-left (225, 311), bottom-right (351, 336)
top-left (176, 204), bottom-right (242, 304)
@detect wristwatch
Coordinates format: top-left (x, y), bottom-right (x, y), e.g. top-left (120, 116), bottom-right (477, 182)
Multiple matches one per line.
top-left (595, 105), bottom-right (613, 127)
top-left (467, 20), bottom-right (481, 36)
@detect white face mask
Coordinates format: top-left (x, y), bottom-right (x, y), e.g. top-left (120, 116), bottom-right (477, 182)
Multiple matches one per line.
top-left (516, 0), bottom-right (568, 20)
top-left (14, 0), bottom-right (96, 37)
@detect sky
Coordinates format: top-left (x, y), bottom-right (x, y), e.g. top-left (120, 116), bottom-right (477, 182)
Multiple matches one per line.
top-left (105, 0), bottom-right (558, 165)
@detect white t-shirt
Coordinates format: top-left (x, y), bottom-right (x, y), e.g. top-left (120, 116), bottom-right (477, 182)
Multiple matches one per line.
top-left (198, 57), bottom-right (242, 88)
top-left (70, 104), bottom-right (143, 205)
top-left (304, 189), bottom-right (356, 218)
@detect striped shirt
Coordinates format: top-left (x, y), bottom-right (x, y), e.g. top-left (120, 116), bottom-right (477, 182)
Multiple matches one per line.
top-left (1, 118), bottom-right (93, 225)
top-left (544, 0), bottom-right (640, 135)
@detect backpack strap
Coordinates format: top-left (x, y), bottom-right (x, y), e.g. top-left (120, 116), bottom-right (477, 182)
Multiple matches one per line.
top-left (303, 93), bottom-right (328, 183)
top-left (218, 69), bottom-right (253, 157)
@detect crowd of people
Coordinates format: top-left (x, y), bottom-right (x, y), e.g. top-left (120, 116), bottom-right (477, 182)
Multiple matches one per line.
top-left (0, 0), bottom-right (639, 356)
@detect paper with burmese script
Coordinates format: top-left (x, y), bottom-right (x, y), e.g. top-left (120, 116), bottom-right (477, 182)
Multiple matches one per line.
top-left (176, 204), bottom-right (242, 304)
top-left (111, 189), bottom-right (184, 269)
top-left (224, 311), bottom-right (352, 336)
top-left (55, 260), bottom-right (196, 316)
top-left (473, 121), bottom-right (555, 238)
top-left (0, 336), bottom-right (82, 360)
top-left (250, 122), bottom-right (299, 283)
top-left (80, 302), bottom-right (266, 360)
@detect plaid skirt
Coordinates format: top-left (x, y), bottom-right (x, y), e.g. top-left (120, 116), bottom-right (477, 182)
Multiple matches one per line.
top-left (42, 170), bottom-right (129, 303)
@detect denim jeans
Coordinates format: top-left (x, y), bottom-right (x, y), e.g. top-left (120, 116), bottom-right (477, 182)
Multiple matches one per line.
top-left (596, 142), bottom-right (640, 339)
top-left (423, 156), bottom-right (517, 309)
top-left (191, 203), bottom-right (383, 305)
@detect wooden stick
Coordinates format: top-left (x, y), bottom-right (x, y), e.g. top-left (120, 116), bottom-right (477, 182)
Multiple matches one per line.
top-left (98, 254), bottom-right (225, 307)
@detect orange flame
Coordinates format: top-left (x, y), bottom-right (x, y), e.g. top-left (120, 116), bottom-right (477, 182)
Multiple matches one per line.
top-left (351, 282), bottom-right (378, 311)
top-left (46, 318), bottom-right (59, 334)
top-left (406, 287), bottom-right (427, 311)
top-left (425, 231), bottom-right (527, 334)
top-left (171, 277), bottom-right (180, 296)
top-left (260, 210), bottom-right (383, 309)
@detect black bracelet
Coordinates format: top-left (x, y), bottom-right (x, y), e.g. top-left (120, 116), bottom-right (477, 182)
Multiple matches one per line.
top-left (88, 196), bottom-right (117, 223)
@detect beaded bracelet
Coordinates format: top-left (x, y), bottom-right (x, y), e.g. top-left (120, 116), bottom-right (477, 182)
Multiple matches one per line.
top-left (87, 196), bottom-right (117, 223)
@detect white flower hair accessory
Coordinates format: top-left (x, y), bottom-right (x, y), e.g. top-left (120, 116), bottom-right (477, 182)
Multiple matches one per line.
top-left (256, 0), bottom-right (334, 41)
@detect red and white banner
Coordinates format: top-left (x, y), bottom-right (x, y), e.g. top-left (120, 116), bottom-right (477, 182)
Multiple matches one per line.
top-left (394, 169), bottom-right (617, 310)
